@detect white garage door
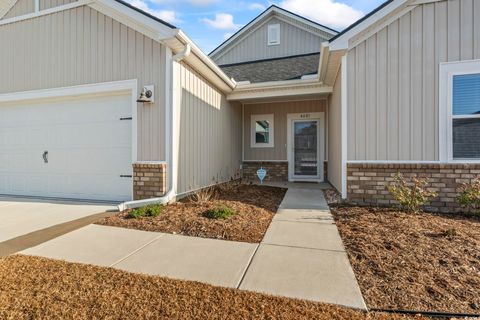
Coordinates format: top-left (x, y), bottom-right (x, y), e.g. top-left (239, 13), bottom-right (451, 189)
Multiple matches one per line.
top-left (0, 93), bottom-right (133, 201)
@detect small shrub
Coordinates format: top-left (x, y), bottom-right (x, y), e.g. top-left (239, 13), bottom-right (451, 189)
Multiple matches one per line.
top-left (457, 177), bottom-right (480, 215)
top-left (127, 204), bottom-right (164, 219)
top-left (204, 206), bottom-right (236, 219)
top-left (387, 172), bottom-right (437, 213)
top-left (189, 187), bottom-right (216, 203)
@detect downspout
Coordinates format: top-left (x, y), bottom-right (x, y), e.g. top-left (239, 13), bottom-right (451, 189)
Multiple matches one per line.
top-left (118, 44), bottom-right (191, 211)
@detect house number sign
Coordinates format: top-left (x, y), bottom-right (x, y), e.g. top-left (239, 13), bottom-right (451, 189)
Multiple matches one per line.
top-left (300, 113), bottom-right (311, 118)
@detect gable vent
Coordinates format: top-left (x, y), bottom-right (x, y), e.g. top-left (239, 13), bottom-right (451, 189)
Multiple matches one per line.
top-left (267, 24), bottom-right (280, 46)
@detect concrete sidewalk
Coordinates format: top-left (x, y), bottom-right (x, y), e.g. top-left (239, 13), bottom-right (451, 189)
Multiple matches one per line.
top-left (22, 185), bottom-right (366, 309)
top-left (239, 187), bottom-right (366, 310)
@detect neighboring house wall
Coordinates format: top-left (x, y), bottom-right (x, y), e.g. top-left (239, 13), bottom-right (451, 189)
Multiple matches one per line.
top-left (213, 17), bottom-right (330, 65)
top-left (0, 5), bottom-right (167, 161)
top-left (243, 99), bottom-right (326, 161)
top-left (328, 68), bottom-right (342, 192)
top-left (347, 0), bottom-right (480, 161)
top-left (2, 0), bottom-right (34, 19)
top-left (177, 62), bottom-right (242, 195)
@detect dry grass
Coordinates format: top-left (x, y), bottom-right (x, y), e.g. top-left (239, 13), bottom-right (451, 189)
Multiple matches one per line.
top-left (333, 206), bottom-right (480, 314)
top-left (0, 255), bottom-right (425, 320)
top-left (97, 184), bottom-right (286, 243)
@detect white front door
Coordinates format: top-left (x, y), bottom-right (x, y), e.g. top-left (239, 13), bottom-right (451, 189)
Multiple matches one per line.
top-left (0, 93), bottom-right (133, 201)
top-left (287, 113), bottom-right (324, 182)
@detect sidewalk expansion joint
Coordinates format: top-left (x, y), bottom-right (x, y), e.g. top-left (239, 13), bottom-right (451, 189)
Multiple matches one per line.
top-left (109, 234), bottom-right (165, 268)
top-left (259, 242), bottom-right (346, 254)
top-left (236, 243), bottom-right (261, 289)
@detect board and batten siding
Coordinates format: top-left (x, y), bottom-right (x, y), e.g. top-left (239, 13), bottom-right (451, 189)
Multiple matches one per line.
top-left (177, 62), bottom-right (242, 195)
top-left (347, 0), bottom-right (480, 161)
top-left (2, 0), bottom-right (34, 19)
top-left (0, 5), bottom-right (167, 161)
top-left (213, 17), bottom-right (329, 66)
top-left (328, 68), bottom-right (342, 192)
top-left (243, 100), bottom-right (326, 161)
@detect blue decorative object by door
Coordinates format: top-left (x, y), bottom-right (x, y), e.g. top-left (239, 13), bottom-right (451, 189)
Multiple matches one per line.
top-left (257, 167), bottom-right (267, 184)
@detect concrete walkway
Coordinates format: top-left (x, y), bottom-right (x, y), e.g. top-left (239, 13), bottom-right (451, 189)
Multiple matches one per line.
top-left (239, 187), bottom-right (366, 309)
top-left (21, 185), bottom-right (366, 309)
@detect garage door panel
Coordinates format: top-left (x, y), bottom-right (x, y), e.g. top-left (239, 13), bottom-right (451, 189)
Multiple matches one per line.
top-left (0, 92), bottom-right (133, 201)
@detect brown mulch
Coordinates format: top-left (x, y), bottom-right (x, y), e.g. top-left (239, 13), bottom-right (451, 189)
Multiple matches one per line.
top-left (97, 184), bottom-right (287, 243)
top-left (323, 188), bottom-right (343, 205)
top-left (0, 255), bottom-right (425, 320)
top-left (332, 206), bottom-right (480, 314)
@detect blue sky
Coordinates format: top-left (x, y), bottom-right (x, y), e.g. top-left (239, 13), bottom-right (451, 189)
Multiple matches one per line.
top-left (126, 0), bottom-right (386, 54)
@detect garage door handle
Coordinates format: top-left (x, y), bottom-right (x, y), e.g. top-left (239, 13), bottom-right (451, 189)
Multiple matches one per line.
top-left (43, 151), bottom-right (48, 164)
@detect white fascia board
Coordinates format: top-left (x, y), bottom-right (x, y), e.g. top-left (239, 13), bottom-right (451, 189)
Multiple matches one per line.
top-left (209, 7), bottom-right (275, 57)
top-left (330, 0), bottom-right (407, 51)
top-left (89, 0), bottom-right (176, 41)
top-left (0, 0), bottom-right (92, 26)
top-left (210, 6), bottom-right (337, 58)
top-left (228, 82), bottom-right (332, 101)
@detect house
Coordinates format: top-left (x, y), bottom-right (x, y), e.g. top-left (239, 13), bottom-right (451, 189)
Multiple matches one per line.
top-left (0, 0), bottom-right (478, 213)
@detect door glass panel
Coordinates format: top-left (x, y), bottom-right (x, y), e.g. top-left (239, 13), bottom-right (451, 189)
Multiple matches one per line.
top-left (294, 121), bottom-right (318, 176)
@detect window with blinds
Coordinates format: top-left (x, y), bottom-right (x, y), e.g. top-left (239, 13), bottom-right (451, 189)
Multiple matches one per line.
top-left (452, 73), bottom-right (480, 159)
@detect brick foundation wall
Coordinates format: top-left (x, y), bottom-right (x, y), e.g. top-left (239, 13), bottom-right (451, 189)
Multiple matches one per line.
top-left (133, 163), bottom-right (167, 200)
top-left (243, 162), bottom-right (288, 182)
top-left (347, 163), bottom-right (480, 213)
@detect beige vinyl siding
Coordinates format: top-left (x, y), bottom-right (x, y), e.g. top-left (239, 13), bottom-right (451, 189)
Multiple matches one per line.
top-left (40, 0), bottom-right (77, 10)
top-left (2, 0), bottom-right (34, 19)
top-left (0, 5), bottom-right (167, 161)
top-left (347, 0), bottom-right (480, 161)
top-left (214, 17), bottom-right (329, 65)
top-left (328, 69), bottom-right (342, 192)
top-left (243, 100), bottom-right (326, 161)
top-left (177, 62), bottom-right (242, 195)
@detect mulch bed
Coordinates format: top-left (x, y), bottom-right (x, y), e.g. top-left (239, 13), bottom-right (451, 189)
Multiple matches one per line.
top-left (97, 184), bottom-right (287, 243)
top-left (0, 255), bottom-right (425, 320)
top-left (332, 206), bottom-right (480, 314)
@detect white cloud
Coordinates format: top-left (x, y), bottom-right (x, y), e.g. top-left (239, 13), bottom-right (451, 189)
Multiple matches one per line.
top-left (126, 0), bottom-right (180, 24)
top-left (279, 0), bottom-right (363, 30)
top-left (202, 13), bottom-right (240, 30)
top-left (249, 3), bottom-right (266, 11)
top-left (189, 0), bottom-right (219, 6)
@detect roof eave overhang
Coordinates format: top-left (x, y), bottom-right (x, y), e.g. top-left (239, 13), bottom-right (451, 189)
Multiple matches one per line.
top-left (227, 79), bottom-right (332, 102)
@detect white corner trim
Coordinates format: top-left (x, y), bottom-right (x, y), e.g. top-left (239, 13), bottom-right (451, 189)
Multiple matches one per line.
top-left (0, 0), bottom-right (92, 26)
top-left (341, 55), bottom-right (348, 199)
top-left (34, 0), bottom-right (40, 12)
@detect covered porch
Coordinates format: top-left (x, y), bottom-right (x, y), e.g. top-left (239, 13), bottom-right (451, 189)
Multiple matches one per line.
top-left (228, 79), bottom-right (337, 185)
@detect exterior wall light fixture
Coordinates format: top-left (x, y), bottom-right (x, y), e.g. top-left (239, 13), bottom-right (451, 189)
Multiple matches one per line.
top-left (137, 85), bottom-right (155, 103)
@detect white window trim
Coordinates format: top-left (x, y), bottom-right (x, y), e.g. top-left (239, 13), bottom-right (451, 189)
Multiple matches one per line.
top-left (439, 59), bottom-right (480, 163)
top-left (251, 114), bottom-right (274, 148)
top-left (267, 24), bottom-right (280, 46)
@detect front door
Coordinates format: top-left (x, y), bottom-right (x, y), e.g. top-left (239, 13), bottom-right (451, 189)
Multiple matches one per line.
top-left (287, 113), bottom-right (324, 182)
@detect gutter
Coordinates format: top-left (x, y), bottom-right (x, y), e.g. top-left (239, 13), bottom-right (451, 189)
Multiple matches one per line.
top-left (175, 30), bottom-right (236, 90)
top-left (118, 44), bottom-right (192, 211)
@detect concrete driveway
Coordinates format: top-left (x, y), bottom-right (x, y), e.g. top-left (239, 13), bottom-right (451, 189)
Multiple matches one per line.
top-left (0, 196), bottom-right (116, 255)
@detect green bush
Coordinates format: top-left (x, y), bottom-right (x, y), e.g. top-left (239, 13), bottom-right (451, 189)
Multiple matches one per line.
top-left (457, 177), bottom-right (480, 215)
top-left (203, 206), bottom-right (236, 219)
top-left (387, 172), bottom-right (437, 213)
top-left (127, 204), bottom-right (164, 219)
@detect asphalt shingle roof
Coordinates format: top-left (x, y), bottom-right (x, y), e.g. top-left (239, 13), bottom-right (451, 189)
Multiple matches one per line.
top-left (219, 53), bottom-right (320, 84)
